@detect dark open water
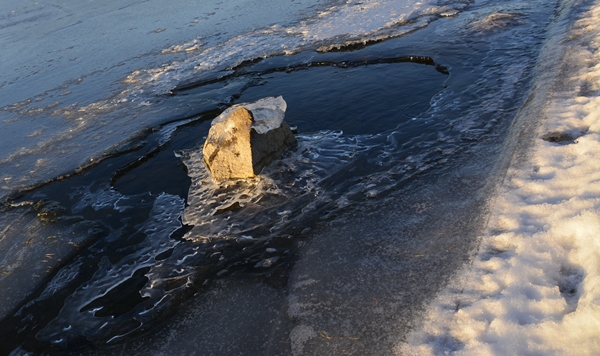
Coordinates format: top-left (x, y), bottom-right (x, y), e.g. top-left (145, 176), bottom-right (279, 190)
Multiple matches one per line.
top-left (0, 0), bottom-right (565, 354)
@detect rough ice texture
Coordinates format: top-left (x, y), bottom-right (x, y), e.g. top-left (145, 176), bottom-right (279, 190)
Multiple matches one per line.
top-left (180, 129), bottom-right (393, 242)
top-left (399, 1), bottom-right (600, 354)
top-left (203, 97), bottom-right (296, 180)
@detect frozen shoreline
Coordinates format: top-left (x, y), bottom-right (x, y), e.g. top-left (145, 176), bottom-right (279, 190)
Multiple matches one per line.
top-left (0, 0), bottom-right (577, 353)
top-left (400, 0), bottom-right (600, 354)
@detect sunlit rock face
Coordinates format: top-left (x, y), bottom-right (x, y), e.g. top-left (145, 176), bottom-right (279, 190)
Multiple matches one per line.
top-left (203, 96), bottom-right (296, 180)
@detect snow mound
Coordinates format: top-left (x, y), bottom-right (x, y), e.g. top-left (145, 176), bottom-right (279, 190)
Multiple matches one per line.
top-left (399, 1), bottom-right (600, 354)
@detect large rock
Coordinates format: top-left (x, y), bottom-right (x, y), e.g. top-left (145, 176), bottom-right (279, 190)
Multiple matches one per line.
top-left (203, 96), bottom-right (296, 180)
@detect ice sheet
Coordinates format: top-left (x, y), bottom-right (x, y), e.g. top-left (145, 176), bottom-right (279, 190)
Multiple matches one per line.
top-left (0, 0), bottom-right (471, 201)
top-left (0, 0), bottom-right (569, 351)
top-left (179, 130), bottom-right (371, 241)
top-left (127, 0), bottom-right (470, 95)
top-left (35, 193), bottom-right (185, 345)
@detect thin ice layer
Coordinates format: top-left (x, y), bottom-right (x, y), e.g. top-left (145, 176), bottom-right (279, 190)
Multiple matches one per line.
top-left (35, 193), bottom-right (185, 345)
top-left (178, 0), bottom-right (552, 242)
top-left (0, 207), bottom-right (99, 321)
top-left (0, 0), bottom-right (471, 200)
top-left (180, 131), bottom-right (371, 241)
top-left (127, 0), bottom-right (469, 94)
top-left (400, 1), bottom-right (600, 354)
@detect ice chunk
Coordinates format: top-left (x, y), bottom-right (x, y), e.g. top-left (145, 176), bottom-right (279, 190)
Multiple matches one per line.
top-left (211, 96), bottom-right (287, 134)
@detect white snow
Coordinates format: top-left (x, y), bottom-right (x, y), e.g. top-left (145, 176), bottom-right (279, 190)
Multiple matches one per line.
top-left (399, 1), bottom-right (600, 354)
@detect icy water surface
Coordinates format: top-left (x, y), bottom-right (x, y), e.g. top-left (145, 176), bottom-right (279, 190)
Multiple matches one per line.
top-left (0, 0), bottom-right (564, 354)
top-left (0, 0), bottom-right (467, 198)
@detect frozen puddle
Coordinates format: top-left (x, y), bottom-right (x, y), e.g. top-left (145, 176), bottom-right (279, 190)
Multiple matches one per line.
top-left (400, 1), bottom-right (600, 354)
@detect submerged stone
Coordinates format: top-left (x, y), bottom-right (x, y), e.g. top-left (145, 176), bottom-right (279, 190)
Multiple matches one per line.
top-left (203, 97), bottom-right (296, 180)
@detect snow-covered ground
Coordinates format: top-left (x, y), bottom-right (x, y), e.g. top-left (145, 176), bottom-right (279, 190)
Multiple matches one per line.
top-left (400, 0), bottom-right (600, 354)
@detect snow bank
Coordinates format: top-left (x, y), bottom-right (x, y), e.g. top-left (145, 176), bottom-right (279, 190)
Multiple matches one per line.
top-left (399, 1), bottom-right (600, 354)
